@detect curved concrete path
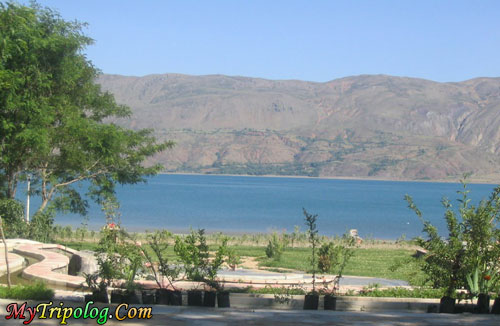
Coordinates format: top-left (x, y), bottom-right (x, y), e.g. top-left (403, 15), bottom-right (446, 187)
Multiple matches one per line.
top-left (0, 251), bottom-right (25, 276)
top-left (13, 243), bottom-right (86, 289)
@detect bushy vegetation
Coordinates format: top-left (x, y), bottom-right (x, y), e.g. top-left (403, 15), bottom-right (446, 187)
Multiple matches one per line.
top-left (174, 229), bottom-right (230, 291)
top-left (0, 283), bottom-right (54, 300)
top-left (405, 178), bottom-right (500, 299)
top-left (356, 285), bottom-right (444, 299)
top-left (265, 232), bottom-right (288, 261)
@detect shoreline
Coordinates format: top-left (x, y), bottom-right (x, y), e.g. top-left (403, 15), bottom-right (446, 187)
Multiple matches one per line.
top-left (161, 171), bottom-right (499, 185)
top-left (55, 222), bottom-right (410, 242)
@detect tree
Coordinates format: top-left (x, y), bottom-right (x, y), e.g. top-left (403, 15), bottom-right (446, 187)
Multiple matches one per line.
top-left (0, 2), bottom-right (172, 226)
top-left (405, 178), bottom-right (500, 299)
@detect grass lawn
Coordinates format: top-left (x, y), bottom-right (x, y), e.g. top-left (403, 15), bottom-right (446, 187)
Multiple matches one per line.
top-left (0, 283), bottom-right (54, 300)
top-left (257, 247), bottom-right (425, 284)
top-left (58, 240), bottom-right (425, 284)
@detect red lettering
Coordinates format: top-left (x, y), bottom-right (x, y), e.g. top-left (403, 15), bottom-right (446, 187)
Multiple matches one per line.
top-left (5, 302), bottom-right (27, 320)
top-left (24, 306), bottom-right (36, 325)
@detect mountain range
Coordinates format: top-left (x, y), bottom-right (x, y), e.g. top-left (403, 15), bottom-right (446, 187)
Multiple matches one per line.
top-left (97, 73), bottom-right (500, 182)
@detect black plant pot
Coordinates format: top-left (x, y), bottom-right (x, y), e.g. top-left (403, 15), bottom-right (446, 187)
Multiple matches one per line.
top-left (187, 290), bottom-right (203, 306)
top-left (439, 296), bottom-right (455, 314)
top-left (475, 293), bottom-right (490, 314)
top-left (426, 304), bottom-right (438, 313)
top-left (92, 289), bottom-right (109, 304)
top-left (142, 290), bottom-right (155, 304)
top-left (155, 289), bottom-right (169, 305)
top-left (324, 295), bottom-right (337, 310)
top-left (304, 294), bottom-right (319, 310)
top-left (217, 291), bottom-right (230, 308)
top-left (110, 290), bottom-right (124, 304)
top-left (168, 290), bottom-right (183, 306)
top-left (491, 298), bottom-right (500, 314)
top-left (84, 294), bottom-right (94, 303)
top-left (124, 290), bottom-right (142, 304)
top-left (204, 291), bottom-right (217, 307)
top-left (454, 303), bottom-right (474, 314)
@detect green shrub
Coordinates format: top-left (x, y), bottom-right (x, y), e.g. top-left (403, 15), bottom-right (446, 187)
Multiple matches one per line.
top-left (0, 283), bottom-right (54, 300)
top-left (357, 286), bottom-right (444, 299)
top-left (174, 229), bottom-right (229, 290)
top-left (265, 232), bottom-right (287, 261)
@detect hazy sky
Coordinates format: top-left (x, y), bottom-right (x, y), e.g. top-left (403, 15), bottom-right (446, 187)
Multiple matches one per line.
top-left (26, 0), bottom-right (500, 82)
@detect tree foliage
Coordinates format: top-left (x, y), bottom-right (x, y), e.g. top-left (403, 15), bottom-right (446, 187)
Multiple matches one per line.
top-left (174, 229), bottom-right (228, 291)
top-left (405, 178), bottom-right (500, 298)
top-left (265, 232), bottom-right (287, 261)
top-left (0, 2), bottom-right (172, 222)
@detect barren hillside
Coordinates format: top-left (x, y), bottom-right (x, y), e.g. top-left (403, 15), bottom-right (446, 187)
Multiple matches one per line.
top-left (97, 74), bottom-right (500, 182)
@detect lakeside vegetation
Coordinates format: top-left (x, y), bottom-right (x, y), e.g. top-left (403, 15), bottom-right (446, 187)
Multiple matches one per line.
top-left (55, 230), bottom-right (425, 284)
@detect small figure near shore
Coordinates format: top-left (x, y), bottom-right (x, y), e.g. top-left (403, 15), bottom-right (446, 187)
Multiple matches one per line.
top-left (349, 229), bottom-right (363, 244)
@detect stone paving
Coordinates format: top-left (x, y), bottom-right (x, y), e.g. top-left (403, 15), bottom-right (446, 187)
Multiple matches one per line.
top-left (0, 301), bottom-right (498, 326)
top-left (0, 251), bottom-right (24, 275)
top-left (13, 243), bottom-right (86, 289)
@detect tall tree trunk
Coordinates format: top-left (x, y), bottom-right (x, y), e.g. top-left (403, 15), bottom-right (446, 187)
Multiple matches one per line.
top-left (6, 172), bottom-right (17, 199)
top-left (0, 216), bottom-right (11, 288)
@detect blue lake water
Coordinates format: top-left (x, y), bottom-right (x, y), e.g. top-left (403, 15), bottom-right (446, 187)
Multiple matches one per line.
top-left (24, 174), bottom-right (497, 239)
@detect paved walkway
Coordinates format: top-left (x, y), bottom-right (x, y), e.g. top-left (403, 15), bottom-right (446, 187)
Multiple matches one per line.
top-left (13, 243), bottom-right (86, 289)
top-left (0, 251), bottom-right (24, 276)
top-left (0, 302), bottom-right (498, 326)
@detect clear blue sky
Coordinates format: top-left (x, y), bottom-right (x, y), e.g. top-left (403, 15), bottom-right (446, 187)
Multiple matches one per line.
top-left (26, 0), bottom-right (500, 82)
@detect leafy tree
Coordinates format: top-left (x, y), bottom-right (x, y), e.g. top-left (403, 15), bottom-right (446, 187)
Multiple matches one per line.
top-left (405, 178), bottom-right (500, 298)
top-left (0, 2), bottom-right (172, 225)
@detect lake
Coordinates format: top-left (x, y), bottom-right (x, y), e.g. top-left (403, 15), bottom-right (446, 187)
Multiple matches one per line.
top-left (27, 174), bottom-right (496, 240)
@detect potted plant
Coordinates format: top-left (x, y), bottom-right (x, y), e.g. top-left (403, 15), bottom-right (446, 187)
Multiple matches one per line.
top-left (142, 230), bottom-right (182, 305)
top-left (175, 229), bottom-right (210, 306)
top-left (405, 194), bottom-right (465, 313)
top-left (492, 293), bottom-right (500, 314)
top-left (206, 238), bottom-right (230, 308)
top-left (175, 229), bottom-right (231, 308)
top-left (466, 266), bottom-right (498, 314)
top-left (121, 238), bottom-right (146, 304)
top-left (83, 272), bottom-right (109, 304)
top-left (318, 234), bottom-right (356, 310)
top-left (406, 179), bottom-right (500, 314)
top-left (303, 208), bottom-right (320, 310)
top-left (94, 222), bottom-right (127, 304)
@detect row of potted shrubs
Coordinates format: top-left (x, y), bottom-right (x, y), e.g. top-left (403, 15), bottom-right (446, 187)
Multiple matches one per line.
top-left (85, 288), bottom-right (230, 308)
